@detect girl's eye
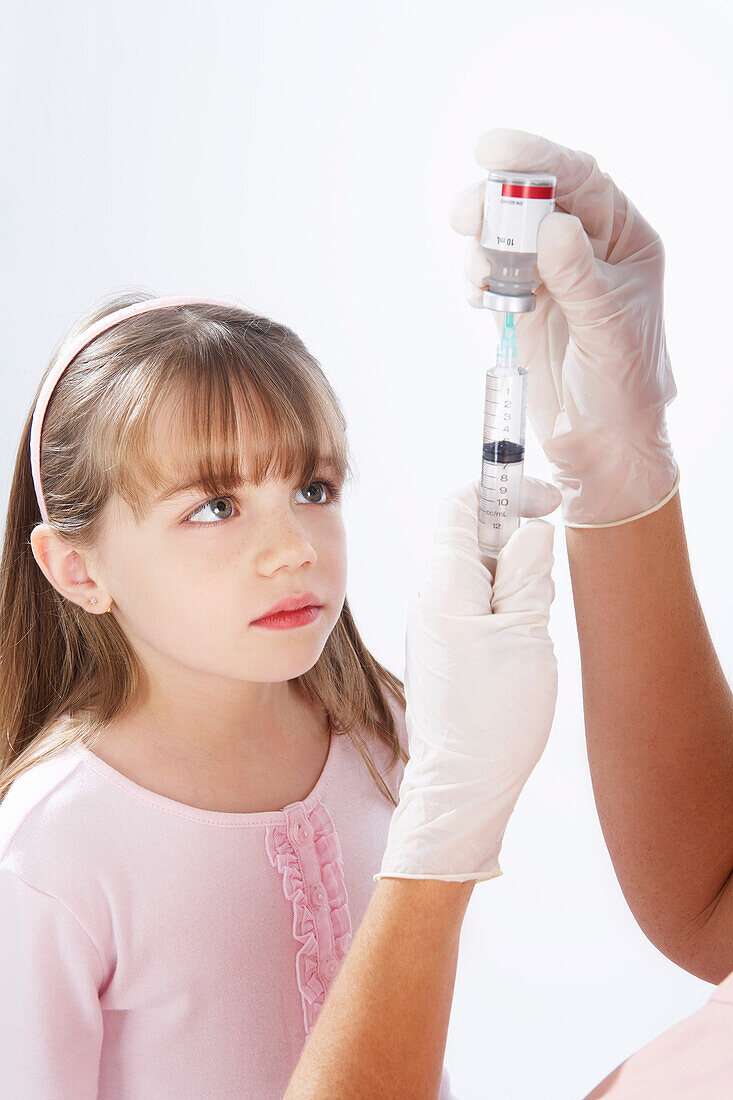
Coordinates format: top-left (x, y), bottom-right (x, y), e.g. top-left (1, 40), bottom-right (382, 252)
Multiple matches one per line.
top-left (183, 479), bottom-right (341, 527)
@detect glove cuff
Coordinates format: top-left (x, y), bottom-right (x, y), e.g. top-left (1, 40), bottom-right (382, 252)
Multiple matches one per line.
top-left (373, 867), bottom-right (503, 885)
top-left (564, 463), bottom-right (680, 529)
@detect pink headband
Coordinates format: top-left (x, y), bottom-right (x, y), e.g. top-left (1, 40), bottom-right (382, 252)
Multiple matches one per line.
top-left (30, 294), bottom-right (240, 524)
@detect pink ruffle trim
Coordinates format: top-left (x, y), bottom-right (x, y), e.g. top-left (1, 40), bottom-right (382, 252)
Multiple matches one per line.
top-left (265, 801), bottom-right (352, 1036)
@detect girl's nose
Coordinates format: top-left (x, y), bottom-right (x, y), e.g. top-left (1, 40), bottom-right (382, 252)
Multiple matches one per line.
top-left (253, 514), bottom-right (318, 569)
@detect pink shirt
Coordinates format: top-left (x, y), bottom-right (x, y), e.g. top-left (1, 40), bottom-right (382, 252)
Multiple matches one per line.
top-left (0, 711), bottom-right (456, 1099)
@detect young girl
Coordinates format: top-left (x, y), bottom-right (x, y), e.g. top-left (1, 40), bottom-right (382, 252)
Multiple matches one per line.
top-left (0, 291), bottom-right (457, 1098)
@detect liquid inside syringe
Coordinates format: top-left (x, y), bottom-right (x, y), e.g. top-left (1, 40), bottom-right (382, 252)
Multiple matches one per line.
top-left (478, 312), bottom-right (527, 557)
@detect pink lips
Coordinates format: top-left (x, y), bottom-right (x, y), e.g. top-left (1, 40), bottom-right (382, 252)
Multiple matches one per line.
top-left (251, 606), bottom-right (322, 630)
top-left (251, 591), bottom-right (321, 625)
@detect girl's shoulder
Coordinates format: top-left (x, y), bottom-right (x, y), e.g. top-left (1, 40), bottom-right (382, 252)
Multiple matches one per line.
top-left (0, 742), bottom-right (114, 980)
top-left (0, 740), bottom-right (104, 917)
top-left (0, 745), bottom-right (86, 865)
top-left (352, 689), bottom-right (408, 790)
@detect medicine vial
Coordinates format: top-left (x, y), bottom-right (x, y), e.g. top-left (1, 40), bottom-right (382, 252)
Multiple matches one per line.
top-left (480, 170), bottom-right (557, 313)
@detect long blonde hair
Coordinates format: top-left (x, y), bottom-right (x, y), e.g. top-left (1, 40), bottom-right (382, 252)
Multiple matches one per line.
top-left (0, 289), bottom-right (407, 804)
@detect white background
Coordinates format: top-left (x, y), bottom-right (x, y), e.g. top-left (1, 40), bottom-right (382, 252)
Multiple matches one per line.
top-left (2, 2), bottom-right (732, 1097)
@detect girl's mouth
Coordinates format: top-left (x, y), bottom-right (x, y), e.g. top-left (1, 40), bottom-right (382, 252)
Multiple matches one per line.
top-left (251, 605), bottom-right (322, 630)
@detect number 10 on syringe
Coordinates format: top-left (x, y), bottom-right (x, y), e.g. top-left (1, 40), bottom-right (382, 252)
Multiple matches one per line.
top-left (478, 312), bottom-right (527, 557)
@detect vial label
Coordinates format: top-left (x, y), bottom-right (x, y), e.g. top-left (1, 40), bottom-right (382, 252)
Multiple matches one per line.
top-left (481, 178), bottom-right (556, 254)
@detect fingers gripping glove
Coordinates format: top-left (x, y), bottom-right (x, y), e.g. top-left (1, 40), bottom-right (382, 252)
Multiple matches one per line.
top-left (375, 479), bottom-right (558, 884)
top-left (451, 128), bottom-right (680, 528)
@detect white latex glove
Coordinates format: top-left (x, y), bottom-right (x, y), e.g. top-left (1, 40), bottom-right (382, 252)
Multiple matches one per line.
top-left (375, 477), bottom-right (559, 884)
top-left (450, 128), bottom-right (680, 528)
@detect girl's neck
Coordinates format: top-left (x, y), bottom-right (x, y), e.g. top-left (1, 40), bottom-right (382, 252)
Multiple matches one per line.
top-left (85, 693), bottom-right (331, 814)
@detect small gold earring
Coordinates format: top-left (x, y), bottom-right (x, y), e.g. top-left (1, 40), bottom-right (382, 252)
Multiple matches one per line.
top-left (89, 597), bottom-right (113, 614)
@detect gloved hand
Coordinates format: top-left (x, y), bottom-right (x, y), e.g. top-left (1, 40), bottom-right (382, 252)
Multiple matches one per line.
top-left (375, 477), bottom-right (559, 883)
top-left (450, 128), bottom-right (680, 528)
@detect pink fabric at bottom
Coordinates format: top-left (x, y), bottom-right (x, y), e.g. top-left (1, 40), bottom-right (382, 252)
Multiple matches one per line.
top-left (584, 969), bottom-right (733, 1098)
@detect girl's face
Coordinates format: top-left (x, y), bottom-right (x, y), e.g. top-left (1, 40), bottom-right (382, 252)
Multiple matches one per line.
top-left (91, 454), bottom-right (349, 691)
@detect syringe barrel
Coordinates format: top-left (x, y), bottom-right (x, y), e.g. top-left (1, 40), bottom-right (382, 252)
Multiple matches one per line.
top-left (479, 457), bottom-right (524, 555)
top-left (478, 365), bottom-right (527, 556)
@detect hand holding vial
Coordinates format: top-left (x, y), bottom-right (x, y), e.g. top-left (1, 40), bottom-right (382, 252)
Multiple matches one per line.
top-left (451, 128), bottom-right (680, 528)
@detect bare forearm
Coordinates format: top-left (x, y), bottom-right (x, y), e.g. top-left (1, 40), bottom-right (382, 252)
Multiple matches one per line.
top-left (565, 488), bottom-right (733, 982)
top-left (284, 877), bottom-right (474, 1099)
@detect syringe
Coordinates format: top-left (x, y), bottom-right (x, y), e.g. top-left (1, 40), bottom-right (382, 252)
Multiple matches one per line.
top-left (478, 313), bottom-right (527, 565)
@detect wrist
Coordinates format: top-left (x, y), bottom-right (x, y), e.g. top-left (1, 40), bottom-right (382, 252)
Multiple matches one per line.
top-left (374, 875), bottom-right (476, 920)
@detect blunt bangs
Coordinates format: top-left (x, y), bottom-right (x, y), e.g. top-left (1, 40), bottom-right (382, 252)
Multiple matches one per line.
top-left (86, 312), bottom-right (352, 524)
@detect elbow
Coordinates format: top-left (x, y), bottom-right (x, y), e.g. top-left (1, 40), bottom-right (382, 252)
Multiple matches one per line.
top-left (639, 879), bottom-right (733, 986)
top-left (653, 939), bottom-right (732, 986)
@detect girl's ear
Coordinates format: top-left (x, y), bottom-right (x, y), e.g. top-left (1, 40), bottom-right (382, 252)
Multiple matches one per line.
top-left (29, 524), bottom-right (109, 613)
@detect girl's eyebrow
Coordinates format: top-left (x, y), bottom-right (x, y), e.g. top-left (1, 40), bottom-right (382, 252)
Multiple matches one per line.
top-left (155, 477), bottom-right (245, 505)
top-left (154, 459), bottom-right (340, 506)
